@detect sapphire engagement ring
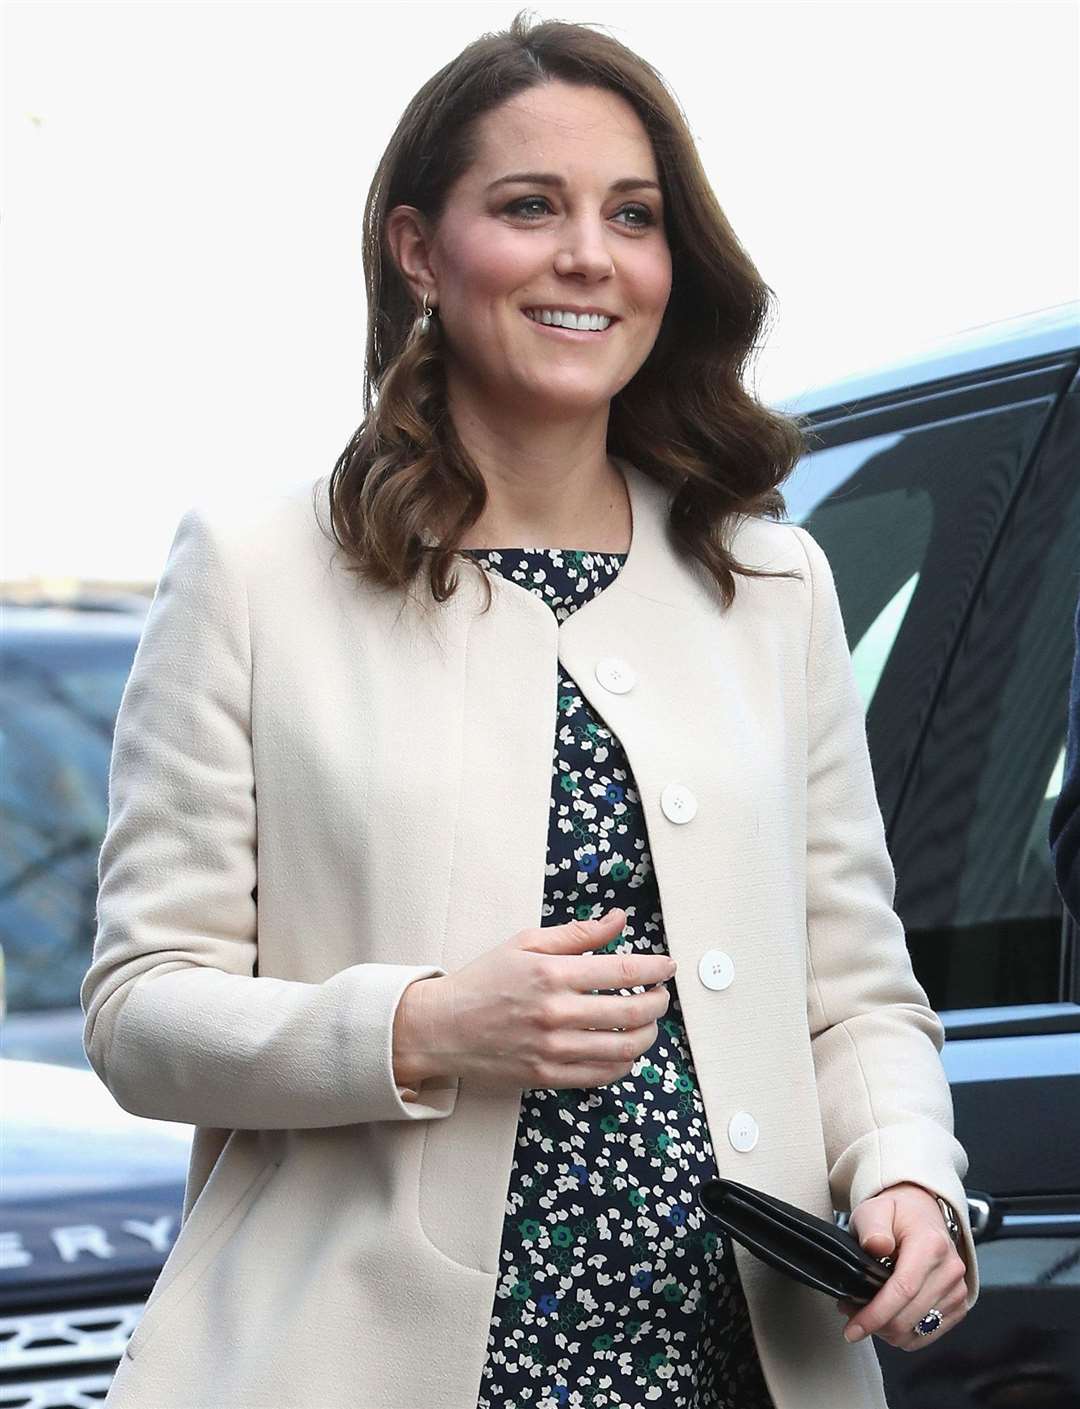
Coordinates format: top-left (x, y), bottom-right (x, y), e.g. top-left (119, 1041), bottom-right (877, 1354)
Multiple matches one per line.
top-left (913, 1307), bottom-right (944, 1337)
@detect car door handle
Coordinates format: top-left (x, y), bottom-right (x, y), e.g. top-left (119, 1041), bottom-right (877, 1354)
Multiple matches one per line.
top-left (965, 1189), bottom-right (1001, 1242)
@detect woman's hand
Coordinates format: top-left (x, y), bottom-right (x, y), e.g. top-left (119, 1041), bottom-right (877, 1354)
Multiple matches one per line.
top-left (835, 1182), bottom-right (969, 1351)
top-left (393, 908), bottom-right (678, 1094)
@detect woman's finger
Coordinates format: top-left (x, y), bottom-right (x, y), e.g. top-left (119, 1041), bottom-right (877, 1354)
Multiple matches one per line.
top-left (883, 1270), bottom-right (959, 1348)
top-left (889, 1253), bottom-right (969, 1350)
top-left (842, 1230), bottom-right (943, 1344)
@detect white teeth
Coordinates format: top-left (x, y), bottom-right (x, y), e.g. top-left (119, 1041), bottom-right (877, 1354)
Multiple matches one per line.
top-left (525, 309), bottom-right (612, 331)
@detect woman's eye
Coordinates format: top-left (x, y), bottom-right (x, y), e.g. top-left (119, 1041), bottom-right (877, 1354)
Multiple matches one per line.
top-left (505, 197), bottom-right (654, 228)
top-left (505, 197), bottom-right (552, 219)
top-left (616, 205), bottom-right (655, 228)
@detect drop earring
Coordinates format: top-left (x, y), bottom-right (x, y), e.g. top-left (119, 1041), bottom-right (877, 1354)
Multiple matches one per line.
top-left (419, 289), bottom-right (436, 335)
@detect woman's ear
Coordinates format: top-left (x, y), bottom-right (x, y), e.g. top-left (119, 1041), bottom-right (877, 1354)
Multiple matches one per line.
top-left (385, 205), bottom-right (438, 307)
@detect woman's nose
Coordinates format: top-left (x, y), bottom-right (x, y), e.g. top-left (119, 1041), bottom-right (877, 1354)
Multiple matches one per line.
top-left (554, 219), bottom-right (616, 279)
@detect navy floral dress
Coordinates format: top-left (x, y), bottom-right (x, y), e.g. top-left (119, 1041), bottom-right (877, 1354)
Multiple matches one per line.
top-left (461, 546), bottom-right (777, 1409)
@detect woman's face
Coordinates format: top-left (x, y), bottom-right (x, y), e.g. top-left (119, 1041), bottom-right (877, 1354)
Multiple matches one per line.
top-left (418, 80), bottom-right (673, 423)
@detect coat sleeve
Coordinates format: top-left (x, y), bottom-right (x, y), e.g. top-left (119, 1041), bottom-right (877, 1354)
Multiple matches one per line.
top-left (80, 502), bottom-right (457, 1128)
top-left (789, 524), bottom-right (980, 1311)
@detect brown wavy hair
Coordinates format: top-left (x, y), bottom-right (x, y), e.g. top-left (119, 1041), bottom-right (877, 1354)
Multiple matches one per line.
top-left (320, 9), bottom-right (811, 611)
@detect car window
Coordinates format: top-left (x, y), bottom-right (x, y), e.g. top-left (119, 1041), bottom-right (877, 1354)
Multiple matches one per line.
top-left (785, 376), bottom-right (1056, 821)
top-left (782, 360), bottom-right (1069, 1010)
top-left (0, 635), bottom-right (136, 1013)
top-left (850, 572), bottom-right (920, 712)
top-left (887, 377), bottom-right (1080, 1009)
top-left (958, 521), bottom-right (1074, 921)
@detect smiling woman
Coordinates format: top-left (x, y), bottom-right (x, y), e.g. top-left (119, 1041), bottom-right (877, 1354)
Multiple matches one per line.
top-left (324, 10), bottom-right (810, 600)
top-left (82, 9), bottom-right (977, 1409)
top-left (377, 75), bottom-right (678, 559)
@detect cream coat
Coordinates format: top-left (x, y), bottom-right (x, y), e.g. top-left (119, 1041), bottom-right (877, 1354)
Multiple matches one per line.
top-left (82, 456), bottom-right (980, 1409)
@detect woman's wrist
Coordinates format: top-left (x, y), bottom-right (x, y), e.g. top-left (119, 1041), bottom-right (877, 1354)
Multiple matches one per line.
top-left (933, 1195), bottom-right (963, 1250)
top-left (392, 975), bottom-right (446, 1090)
top-left (881, 1183), bottom-right (964, 1251)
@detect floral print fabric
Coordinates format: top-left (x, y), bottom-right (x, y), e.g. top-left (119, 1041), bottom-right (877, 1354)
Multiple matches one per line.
top-left (461, 546), bottom-right (776, 1409)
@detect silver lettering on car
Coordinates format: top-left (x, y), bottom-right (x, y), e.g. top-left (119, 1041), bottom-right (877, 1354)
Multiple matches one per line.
top-left (53, 1225), bottom-right (116, 1261)
top-left (1, 1217), bottom-right (178, 1266)
top-left (121, 1216), bottom-right (174, 1253)
top-left (0, 1231), bottom-right (31, 1269)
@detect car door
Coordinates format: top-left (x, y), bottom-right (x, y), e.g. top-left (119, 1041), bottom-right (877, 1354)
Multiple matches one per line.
top-left (783, 343), bottom-right (1080, 1407)
top-left (878, 361), bottom-right (1080, 1409)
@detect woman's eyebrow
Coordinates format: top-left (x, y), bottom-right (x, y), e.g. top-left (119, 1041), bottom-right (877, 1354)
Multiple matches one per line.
top-left (486, 171), bottom-right (661, 195)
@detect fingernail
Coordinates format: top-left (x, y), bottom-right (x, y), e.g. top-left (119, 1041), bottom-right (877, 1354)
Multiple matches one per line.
top-left (843, 1325), bottom-right (866, 1343)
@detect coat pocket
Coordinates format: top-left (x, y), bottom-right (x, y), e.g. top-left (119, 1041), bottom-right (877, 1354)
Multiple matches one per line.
top-left (125, 1148), bottom-right (282, 1362)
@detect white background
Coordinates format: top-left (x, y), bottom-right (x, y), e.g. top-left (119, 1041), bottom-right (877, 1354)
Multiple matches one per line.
top-left (4, 0), bottom-right (1078, 580)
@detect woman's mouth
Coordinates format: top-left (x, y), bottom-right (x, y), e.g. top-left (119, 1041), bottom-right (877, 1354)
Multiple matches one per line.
top-left (521, 308), bottom-right (618, 340)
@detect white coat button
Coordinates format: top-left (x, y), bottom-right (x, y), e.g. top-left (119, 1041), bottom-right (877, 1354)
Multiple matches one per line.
top-left (660, 783), bottom-right (698, 824)
top-left (595, 656), bottom-right (636, 694)
top-left (728, 1111), bottom-right (759, 1152)
top-left (697, 949), bottom-right (735, 991)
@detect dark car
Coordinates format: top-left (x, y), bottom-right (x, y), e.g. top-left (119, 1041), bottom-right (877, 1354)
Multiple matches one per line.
top-left (774, 299), bottom-right (1080, 1408)
top-left (0, 601), bottom-right (194, 1407)
top-left (1, 301), bottom-right (1078, 1408)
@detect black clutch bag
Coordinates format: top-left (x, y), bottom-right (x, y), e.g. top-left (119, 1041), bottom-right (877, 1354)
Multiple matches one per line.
top-left (697, 1176), bottom-right (895, 1304)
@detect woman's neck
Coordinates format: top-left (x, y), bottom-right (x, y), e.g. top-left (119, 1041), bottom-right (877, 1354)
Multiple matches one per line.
top-left (458, 457), bottom-right (631, 554)
top-left (443, 390), bottom-right (630, 552)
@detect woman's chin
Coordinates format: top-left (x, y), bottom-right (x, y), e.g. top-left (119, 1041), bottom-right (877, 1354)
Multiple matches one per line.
top-left (501, 376), bottom-right (620, 417)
